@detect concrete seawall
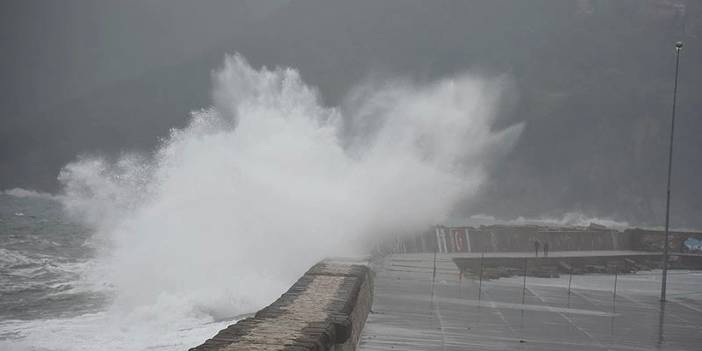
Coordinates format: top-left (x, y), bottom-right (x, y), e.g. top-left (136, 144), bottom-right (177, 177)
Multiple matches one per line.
top-left (190, 259), bottom-right (372, 351)
top-left (452, 251), bottom-right (702, 279)
top-left (387, 225), bottom-right (702, 254)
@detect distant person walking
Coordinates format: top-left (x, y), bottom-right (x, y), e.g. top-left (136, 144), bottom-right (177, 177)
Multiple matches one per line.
top-left (534, 240), bottom-right (540, 257)
top-left (543, 242), bottom-right (549, 257)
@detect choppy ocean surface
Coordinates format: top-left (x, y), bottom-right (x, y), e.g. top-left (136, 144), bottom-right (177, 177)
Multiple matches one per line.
top-left (0, 192), bottom-right (233, 350)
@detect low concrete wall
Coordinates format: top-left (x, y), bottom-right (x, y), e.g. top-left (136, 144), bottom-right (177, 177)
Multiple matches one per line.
top-left (384, 225), bottom-right (702, 254)
top-left (466, 226), bottom-right (628, 252)
top-left (190, 259), bottom-right (372, 351)
top-left (454, 253), bottom-right (702, 279)
top-left (454, 253), bottom-right (663, 276)
top-left (628, 228), bottom-right (702, 252)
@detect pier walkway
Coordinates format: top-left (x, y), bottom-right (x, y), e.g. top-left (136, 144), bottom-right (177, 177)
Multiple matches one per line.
top-left (359, 253), bottom-right (702, 350)
top-left (445, 250), bottom-right (656, 258)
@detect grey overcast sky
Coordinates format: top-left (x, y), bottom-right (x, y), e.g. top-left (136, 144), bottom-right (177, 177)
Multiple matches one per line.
top-left (1, 0), bottom-right (701, 228)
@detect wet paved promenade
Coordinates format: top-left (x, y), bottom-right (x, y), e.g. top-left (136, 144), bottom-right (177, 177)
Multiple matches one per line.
top-left (360, 253), bottom-right (702, 350)
top-left (445, 250), bottom-right (657, 258)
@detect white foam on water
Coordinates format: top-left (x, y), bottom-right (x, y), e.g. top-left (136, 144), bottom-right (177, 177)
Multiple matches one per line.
top-left (0, 307), bottom-right (233, 351)
top-left (462, 212), bottom-right (631, 229)
top-left (1, 188), bottom-right (56, 200)
top-left (2, 54), bottom-right (522, 350)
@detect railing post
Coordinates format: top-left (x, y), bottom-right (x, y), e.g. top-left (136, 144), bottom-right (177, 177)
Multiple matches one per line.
top-left (521, 257), bottom-right (528, 304)
top-left (478, 250), bottom-right (485, 301)
top-left (567, 263), bottom-right (573, 296)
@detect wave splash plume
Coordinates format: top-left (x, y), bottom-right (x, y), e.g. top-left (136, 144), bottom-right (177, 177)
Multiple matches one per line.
top-left (5, 55), bottom-right (522, 350)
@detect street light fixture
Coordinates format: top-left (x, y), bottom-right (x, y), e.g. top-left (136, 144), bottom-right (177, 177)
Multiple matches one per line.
top-left (660, 41), bottom-right (683, 302)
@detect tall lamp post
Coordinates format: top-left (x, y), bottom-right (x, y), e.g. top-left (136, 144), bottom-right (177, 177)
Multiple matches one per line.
top-left (660, 41), bottom-right (683, 302)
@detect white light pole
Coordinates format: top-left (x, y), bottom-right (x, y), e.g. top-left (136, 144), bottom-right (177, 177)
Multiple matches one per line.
top-left (660, 41), bottom-right (683, 302)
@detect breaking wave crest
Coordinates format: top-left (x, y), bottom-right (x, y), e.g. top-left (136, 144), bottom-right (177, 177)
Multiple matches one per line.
top-left (463, 212), bottom-right (631, 229)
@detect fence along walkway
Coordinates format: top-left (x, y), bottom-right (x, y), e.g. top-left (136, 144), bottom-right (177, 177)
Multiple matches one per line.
top-left (360, 253), bottom-right (702, 351)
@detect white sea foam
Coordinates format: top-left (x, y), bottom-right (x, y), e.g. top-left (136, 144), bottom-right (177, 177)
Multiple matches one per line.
top-left (3, 54), bottom-right (522, 350)
top-left (0, 308), bottom-right (233, 351)
top-left (1, 188), bottom-right (56, 200)
top-left (460, 212), bottom-right (631, 230)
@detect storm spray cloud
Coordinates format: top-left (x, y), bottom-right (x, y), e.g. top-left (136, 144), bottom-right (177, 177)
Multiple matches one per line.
top-left (48, 55), bottom-right (522, 347)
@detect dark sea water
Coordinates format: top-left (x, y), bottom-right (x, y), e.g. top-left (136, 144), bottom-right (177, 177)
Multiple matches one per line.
top-left (0, 193), bottom-right (106, 321)
top-left (0, 192), bottom-right (234, 350)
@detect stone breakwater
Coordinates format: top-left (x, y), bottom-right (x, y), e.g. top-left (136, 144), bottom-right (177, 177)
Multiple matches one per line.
top-left (190, 260), bottom-right (372, 351)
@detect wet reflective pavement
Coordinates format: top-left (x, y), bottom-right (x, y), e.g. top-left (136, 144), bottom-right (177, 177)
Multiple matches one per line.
top-left (445, 250), bottom-right (661, 258)
top-left (360, 253), bottom-right (702, 350)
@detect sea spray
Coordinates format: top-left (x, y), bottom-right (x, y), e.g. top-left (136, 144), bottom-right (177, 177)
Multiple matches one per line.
top-left (38, 54), bottom-right (522, 349)
top-left (461, 212), bottom-right (632, 230)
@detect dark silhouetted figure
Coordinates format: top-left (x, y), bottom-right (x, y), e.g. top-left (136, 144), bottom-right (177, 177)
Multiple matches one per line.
top-left (534, 240), bottom-right (540, 257)
top-left (544, 242), bottom-right (549, 257)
